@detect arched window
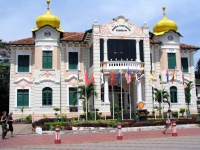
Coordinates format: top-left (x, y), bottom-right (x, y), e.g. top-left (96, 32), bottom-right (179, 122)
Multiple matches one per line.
top-left (170, 86), bottom-right (177, 103)
top-left (42, 87), bottom-right (52, 106)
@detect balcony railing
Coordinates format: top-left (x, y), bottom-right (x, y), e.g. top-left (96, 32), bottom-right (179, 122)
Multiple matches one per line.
top-left (100, 61), bottom-right (144, 71)
top-left (196, 79), bottom-right (200, 85)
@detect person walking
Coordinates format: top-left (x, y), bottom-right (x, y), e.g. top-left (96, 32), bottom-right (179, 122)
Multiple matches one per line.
top-left (8, 112), bottom-right (14, 137)
top-left (1, 111), bottom-right (8, 140)
top-left (162, 110), bottom-right (171, 134)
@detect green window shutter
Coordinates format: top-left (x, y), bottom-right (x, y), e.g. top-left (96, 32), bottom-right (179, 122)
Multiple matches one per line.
top-left (23, 90), bottom-right (29, 106)
top-left (23, 55), bottom-right (30, 72)
top-left (17, 89), bottom-right (29, 106)
top-left (47, 51), bottom-right (52, 69)
top-left (43, 51), bottom-right (52, 69)
top-left (168, 53), bottom-right (176, 69)
top-left (69, 88), bottom-right (77, 105)
top-left (18, 55), bottom-right (30, 72)
top-left (17, 90), bottom-right (23, 106)
top-left (69, 52), bottom-right (78, 69)
top-left (170, 87), bottom-right (177, 103)
top-left (181, 58), bottom-right (188, 73)
top-left (42, 88), bottom-right (52, 106)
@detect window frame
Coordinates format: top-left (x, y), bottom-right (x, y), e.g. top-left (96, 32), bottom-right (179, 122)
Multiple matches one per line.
top-left (16, 89), bottom-right (29, 107)
top-left (67, 46), bottom-right (80, 71)
top-left (42, 87), bottom-right (53, 106)
top-left (167, 53), bottom-right (176, 70)
top-left (181, 57), bottom-right (189, 73)
top-left (68, 87), bottom-right (78, 106)
top-left (16, 50), bottom-right (31, 73)
top-left (170, 86), bottom-right (178, 103)
top-left (42, 51), bottom-right (53, 69)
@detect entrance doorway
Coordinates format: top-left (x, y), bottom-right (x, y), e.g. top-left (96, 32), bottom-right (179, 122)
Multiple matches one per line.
top-left (101, 85), bottom-right (126, 111)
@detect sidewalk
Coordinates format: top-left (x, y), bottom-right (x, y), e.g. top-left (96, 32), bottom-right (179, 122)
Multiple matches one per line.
top-left (0, 124), bottom-right (32, 135)
top-left (0, 128), bottom-right (200, 149)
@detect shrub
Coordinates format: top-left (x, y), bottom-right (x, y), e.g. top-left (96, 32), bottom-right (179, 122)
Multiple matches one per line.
top-left (172, 111), bottom-right (178, 118)
top-left (44, 122), bottom-right (69, 127)
top-left (32, 118), bottom-right (54, 128)
top-left (65, 126), bottom-right (72, 130)
top-left (25, 114), bottom-right (32, 124)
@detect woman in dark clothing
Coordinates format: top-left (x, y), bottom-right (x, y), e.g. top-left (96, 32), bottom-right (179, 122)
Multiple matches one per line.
top-left (162, 110), bottom-right (172, 134)
top-left (1, 111), bottom-right (8, 140)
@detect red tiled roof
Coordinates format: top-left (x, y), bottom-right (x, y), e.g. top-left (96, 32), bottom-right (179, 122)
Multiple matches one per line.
top-left (6, 32), bottom-right (200, 50)
top-left (180, 43), bottom-right (200, 49)
top-left (61, 32), bottom-right (84, 41)
top-left (8, 37), bottom-right (34, 45)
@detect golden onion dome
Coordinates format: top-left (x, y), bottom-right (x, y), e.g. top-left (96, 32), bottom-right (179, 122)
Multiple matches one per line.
top-left (32, 0), bottom-right (63, 32)
top-left (153, 7), bottom-right (178, 35)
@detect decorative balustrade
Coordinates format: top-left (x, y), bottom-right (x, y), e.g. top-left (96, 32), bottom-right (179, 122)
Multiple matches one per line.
top-left (100, 61), bottom-right (144, 71)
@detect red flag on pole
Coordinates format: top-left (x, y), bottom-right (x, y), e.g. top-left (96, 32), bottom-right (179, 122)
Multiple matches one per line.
top-left (110, 71), bottom-right (114, 86)
top-left (85, 70), bottom-right (89, 86)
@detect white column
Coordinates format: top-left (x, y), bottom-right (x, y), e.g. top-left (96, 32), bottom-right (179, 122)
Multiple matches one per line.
top-left (104, 76), bottom-right (109, 103)
top-left (104, 38), bottom-right (108, 62)
top-left (137, 80), bottom-right (142, 102)
top-left (136, 39), bottom-right (140, 62)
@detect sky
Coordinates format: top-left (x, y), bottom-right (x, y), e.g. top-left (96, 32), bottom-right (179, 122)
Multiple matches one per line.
top-left (0, 0), bottom-right (199, 68)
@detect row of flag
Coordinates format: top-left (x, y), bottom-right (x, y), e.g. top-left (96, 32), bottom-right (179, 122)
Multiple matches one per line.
top-left (83, 68), bottom-right (145, 86)
top-left (148, 67), bottom-right (185, 85)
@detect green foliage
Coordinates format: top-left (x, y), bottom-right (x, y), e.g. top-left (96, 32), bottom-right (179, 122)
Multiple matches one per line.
top-left (53, 107), bottom-right (61, 112)
top-left (110, 104), bottom-right (122, 118)
top-left (84, 111), bottom-right (101, 120)
top-left (153, 88), bottom-right (170, 117)
top-left (60, 126), bottom-right (65, 130)
top-left (73, 83), bottom-right (97, 113)
top-left (25, 114), bottom-right (32, 124)
top-left (44, 122), bottom-right (69, 127)
top-left (184, 81), bottom-right (194, 111)
top-left (179, 108), bottom-right (186, 117)
top-left (172, 111), bottom-right (178, 118)
top-left (20, 107), bottom-right (24, 119)
top-left (49, 126), bottom-right (54, 131)
top-left (43, 114), bottom-right (47, 119)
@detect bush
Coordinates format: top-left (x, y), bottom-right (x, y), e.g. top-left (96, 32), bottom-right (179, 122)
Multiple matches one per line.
top-left (32, 118), bottom-right (54, 128)
top-left (44, 122), bottom-right (69, 127)
top-left (25, 114), bottom-right (32, 124)
top-left (172, 111), bottom-right (178, 118)
top-left (65, 126), bottom-right (72, 130)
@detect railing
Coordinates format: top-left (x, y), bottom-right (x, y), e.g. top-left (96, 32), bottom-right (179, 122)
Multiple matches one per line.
top-left (100, 61), bottom-right (144, 71)
top-left (195, 79), bottom-right (200, 85)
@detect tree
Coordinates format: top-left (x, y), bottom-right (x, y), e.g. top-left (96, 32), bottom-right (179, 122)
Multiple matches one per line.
top-left (73, 83), bottom-right (97, 113)
top-left (0, 39), bottom-right (10, 113)
top-left (184, 81), bottom-right (194, 112)
top-left (153, 88), bottom-right (170, 117)
top-left (195, 58), bottom-right (200, 79)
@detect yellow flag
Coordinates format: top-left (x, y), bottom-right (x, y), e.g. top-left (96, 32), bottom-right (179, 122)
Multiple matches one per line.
top-left (148, 72), bottom-right (152, 83)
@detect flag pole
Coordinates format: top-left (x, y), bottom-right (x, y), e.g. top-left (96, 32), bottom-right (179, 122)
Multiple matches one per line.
top-left (94, 75), bottom-right (96, 121)
top-left (160, 72), bottom-right (163, 119)
top-left (112, 85), bottom-right (114, 120)
top-left (129, 82), bottom-right (131, 119)
top-left (121, 68), bottom-right (123, 120)
top-left (85, 65), bottom-right (88, 121)
top-left (77, 65), bottom-right (79, 121)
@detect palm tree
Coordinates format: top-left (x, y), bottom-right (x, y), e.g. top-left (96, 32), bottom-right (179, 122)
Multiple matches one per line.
top-left (153, 88), bottom-right (170, 117)
top-left (184, 81), bottom-right (194, 112)
top-left (73, 83), bottom-right (97, 113)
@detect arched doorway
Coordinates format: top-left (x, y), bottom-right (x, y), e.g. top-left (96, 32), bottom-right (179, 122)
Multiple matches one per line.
top-left (101, 85), bottom-right (126, 111)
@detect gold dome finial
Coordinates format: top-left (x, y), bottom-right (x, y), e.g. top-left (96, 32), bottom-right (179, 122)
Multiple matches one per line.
top-left (47, 0), bottom-right (50, 11)
top-left (162, 6), bottom-right (166, 18)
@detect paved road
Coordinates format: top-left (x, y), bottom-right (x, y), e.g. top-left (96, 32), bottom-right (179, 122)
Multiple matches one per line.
top-left (0, 128), bottom-right (200, 149)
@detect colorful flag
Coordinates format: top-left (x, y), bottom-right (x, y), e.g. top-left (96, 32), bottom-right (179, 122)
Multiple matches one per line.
top-left (125, 68), bottom-right (131, 83)
top-left (117, 72), bottom-right (121, 85)
top-left (85, 70), bottom-right (89, 86)
top-left (137, 70), bottom-right (144, 80)
top-left (110, 71), bottom-right (114, 86)
top-left (92, 72), bottom-right (95, 84)
top-left (148, 71), bottom-right (152, 83)
top-left (166, 69), bottom-right (169, 83)
top-left (170, 68), bottom-right (176, 84)
top-left (159, 72), bottom-right (162, 84)
top-left (101, 69), bottom-right (105, 84)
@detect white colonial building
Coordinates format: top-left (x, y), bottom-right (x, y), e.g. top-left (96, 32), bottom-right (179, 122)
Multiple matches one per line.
top-left (7, 1), bottom-right (199, 120)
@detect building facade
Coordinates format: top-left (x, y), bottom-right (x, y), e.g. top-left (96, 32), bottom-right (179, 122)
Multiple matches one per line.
top-left (7, 1), bottom-right (200, 120)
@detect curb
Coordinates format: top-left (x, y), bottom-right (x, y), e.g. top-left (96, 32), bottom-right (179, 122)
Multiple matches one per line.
top-left (41, 124), bottom-right (199, 135)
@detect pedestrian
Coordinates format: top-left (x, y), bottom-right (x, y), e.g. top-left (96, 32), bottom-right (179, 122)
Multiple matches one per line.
top-left (8, 112), bottom-right (14, 137)
top-left (162, 109), bottom-right (171, 134)
top-left (1, 111), bottom-right (8, 140)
